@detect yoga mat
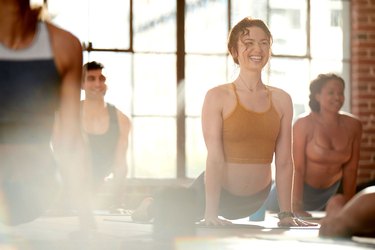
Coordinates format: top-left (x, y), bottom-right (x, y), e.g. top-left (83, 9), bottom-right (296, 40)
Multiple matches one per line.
top-left (102, 218), bottom-right (320, 230)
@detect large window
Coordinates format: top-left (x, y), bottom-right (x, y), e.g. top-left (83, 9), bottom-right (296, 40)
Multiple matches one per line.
top-left (35, 0), bottom-right (350, 179)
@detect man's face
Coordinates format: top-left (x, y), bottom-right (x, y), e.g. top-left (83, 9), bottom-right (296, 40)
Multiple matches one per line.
top-left (82, 69), bottom-right (107, 99)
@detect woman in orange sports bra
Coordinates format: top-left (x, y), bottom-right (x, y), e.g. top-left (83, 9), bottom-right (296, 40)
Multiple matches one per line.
top-left (287, 74), bottom-right (361, 218)
top-left (131, 17), bottom-right (314, 228)
top-left (199, 17), bottom-right (314, 227)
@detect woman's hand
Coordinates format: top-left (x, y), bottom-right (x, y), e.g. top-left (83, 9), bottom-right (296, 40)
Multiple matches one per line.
top-left (277, 212), bottom-right (318, 227)
top-left (201, 215), bottom-right (233, 226)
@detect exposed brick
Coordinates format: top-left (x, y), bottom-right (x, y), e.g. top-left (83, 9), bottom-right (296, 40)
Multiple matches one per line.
top-left (357, 76), bottom-right (375, 82)
top-left (357, 174), bottom-right (374, 185)
top-left (357, 170), bottom-right (372, 179)
top-left (355, 7), bottom-right (375, 14)
top-left (352, 66), bottom-right (371, 74)
top-left (352, 0), bottom-right (371, 7)
top-left (356, 59), bottom-right (375, 65)
top-left (351, 40), bottom-right (375, 47)
top-left (351, 0), bottom-right (375, 183)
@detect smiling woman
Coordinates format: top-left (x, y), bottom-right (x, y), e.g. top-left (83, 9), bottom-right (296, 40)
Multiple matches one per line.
top-left (265, 73), bottom-right (362, 217)
top-left (131, 17), bottom-right (316, 228)
top-left (199, 17), bottom-right (302, 227)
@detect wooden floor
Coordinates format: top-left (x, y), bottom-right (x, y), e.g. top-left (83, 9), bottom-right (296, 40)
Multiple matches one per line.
top-left (0, 211), bottom-right (374, 250)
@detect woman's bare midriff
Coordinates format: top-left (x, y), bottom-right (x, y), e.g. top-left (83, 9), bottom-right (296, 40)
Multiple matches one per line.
top-left (222, 163), bottom-right (272, 196)
top-left (305, 161), bottom-right (343, 189)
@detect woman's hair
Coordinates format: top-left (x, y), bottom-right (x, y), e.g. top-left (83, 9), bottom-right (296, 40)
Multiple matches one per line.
top-left (27, 0), bottom-right (50, 21)
top-left (227, 17), bottom-right (273, 64)
top-left (309, 73), bottom-right (345, 112)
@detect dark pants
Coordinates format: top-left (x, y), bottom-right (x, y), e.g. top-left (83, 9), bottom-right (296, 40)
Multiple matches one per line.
top-left (190, 172), bottom-right (271, 220)
top-left (1, 167), bottom-right (60, 225)
top-left (265, 180), bottom-right (341, 212)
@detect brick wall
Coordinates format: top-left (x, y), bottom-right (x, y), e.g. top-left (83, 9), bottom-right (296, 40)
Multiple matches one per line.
top-left (351, 0), bottom-right (375, 184)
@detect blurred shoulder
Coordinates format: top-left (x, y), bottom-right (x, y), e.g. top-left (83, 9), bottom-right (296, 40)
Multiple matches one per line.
top-left (45, 21), bottom-right (82, 52)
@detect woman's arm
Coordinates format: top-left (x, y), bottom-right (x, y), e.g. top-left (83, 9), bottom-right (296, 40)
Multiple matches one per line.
top-left (201, 87), bottom-right (229, 225)
top-left (341, 118), bottom-right (362, 202)
top-left (49, 23), bottom-right (95, 231)
top-left (273, 90), bottom-right (294, 213)
top-left (273, 89), bottom-right (314, 226)
top-left (292, 117), bottom-right (311, 217)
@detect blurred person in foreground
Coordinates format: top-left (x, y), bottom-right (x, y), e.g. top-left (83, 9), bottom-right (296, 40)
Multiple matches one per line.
top-left (0, 0), bottom-right (95, 232)
top-left (320, 186), bottom-right (375, 238)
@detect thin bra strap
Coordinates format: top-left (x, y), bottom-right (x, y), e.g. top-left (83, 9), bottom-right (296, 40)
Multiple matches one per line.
top-left (231, 83), bottom-right (240, 103)
top-left (232, 82), bottom-right (274, 109)
top-left (266, 86), bottom-right (277, 112)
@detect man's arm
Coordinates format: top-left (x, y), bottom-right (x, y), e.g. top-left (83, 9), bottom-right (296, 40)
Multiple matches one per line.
top-left (111, 110), bottom-right (131, 207)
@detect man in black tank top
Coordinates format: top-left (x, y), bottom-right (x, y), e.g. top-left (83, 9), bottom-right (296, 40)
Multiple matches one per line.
top-left (81, 61), bottom-right (131, 211)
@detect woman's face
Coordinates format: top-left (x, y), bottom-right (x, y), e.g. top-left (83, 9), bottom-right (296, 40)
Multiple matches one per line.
top-left (316, 79), bottom-right (345, 113)
top-left (235, 26), bottom-right (271, 71)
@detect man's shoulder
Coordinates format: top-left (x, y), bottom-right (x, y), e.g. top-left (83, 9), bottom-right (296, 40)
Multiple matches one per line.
top-left (108, 104), bottom-right (131, 123)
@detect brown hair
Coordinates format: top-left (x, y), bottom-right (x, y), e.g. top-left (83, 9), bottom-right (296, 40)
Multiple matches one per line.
top-left (82, 61), bottom-right (105, 82)
top-left (227, 17), bottom-right (273, 64)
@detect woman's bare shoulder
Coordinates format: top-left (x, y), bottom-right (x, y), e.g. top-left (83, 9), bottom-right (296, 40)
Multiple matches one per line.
top-left (45, 22), bottom-right (82, 76)
top-left (205, 83), bottom-right (233, 98)
top-left (294, 112), bottom-right (314, 128)
top-left (46, 22), bottom-right (81, 49)
top-left (339, 111), bottom-right (362, 131)
top-left (267, 85), bottom-right (293, 117)
top-left (267, 85), bottom-right (290, 97)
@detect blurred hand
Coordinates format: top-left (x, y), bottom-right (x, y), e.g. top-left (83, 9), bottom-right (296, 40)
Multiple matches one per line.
top-left (278, 216), bottom-right (318, 227)
top-left (201, 216), bottom-right (233, 226)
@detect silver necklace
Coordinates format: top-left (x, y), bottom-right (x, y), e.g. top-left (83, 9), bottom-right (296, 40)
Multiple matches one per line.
top-left (238, 75), bottom-right (262, 92)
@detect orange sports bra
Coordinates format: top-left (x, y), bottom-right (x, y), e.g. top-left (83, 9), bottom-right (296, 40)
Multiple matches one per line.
top-left (222, 84), bottom-right (281, 164)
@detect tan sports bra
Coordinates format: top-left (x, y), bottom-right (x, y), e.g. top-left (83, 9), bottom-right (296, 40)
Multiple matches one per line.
top-left (222, 84), bottom-right (281, 164)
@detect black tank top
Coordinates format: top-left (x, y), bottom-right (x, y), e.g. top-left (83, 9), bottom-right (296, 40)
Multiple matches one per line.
top-left (85, 104), bottom-right (120, 184)
top-left (0, 22), bottom-right (61, 144)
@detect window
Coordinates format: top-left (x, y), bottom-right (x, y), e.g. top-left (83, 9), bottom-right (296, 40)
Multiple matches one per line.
top-left (36, 0), bottom-right (350, 179)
